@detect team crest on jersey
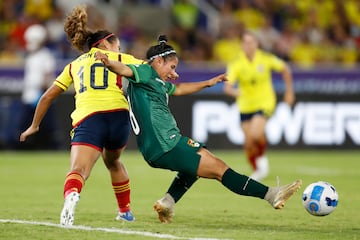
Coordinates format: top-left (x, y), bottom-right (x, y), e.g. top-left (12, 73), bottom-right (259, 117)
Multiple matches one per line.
top-left (257, 64), bottom-right (264, 73)
top-left (187, 138), bottom-right (200, 148)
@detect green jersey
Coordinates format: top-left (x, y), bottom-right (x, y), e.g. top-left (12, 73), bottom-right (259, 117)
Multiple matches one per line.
top-left (126, 64), bottom-right (181, 161)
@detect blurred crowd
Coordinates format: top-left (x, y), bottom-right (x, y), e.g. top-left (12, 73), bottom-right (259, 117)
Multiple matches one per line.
top-left (0, 0), bottom-right (359, 68)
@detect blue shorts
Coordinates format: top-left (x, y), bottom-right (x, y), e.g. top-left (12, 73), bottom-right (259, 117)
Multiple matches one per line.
top-left (240, 110), bottom-right (265, 122)
top-left (71, 110), bottom-right (130, 151)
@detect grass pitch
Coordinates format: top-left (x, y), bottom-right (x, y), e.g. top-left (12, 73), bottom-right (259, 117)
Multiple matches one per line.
top-left (0, 149), bottom-right (359, 240)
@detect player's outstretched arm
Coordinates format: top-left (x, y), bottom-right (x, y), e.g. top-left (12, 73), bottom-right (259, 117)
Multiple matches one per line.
top-left (95, 51), bottom-right (134, 77)
top-left (20, 85), bottom-right (63, 142)
top-left (282, 64), bottom-right (295, 106)
top-left (173, 74), bottom-right (227, 96)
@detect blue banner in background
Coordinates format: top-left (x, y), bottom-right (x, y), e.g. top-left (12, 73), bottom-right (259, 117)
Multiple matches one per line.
top-left (0, 67), bottom-right (24, 94)
top-left (175, 65), bottom-right (360, 95)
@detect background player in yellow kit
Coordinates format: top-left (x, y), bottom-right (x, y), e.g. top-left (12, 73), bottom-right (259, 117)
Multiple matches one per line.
top-left (224, 31), bottom-right (295, 181)
top-left (19, 5), bottom-right (143, 225)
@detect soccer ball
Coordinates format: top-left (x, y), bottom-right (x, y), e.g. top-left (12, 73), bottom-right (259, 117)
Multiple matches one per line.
top-left (302, 181), bottom-right (339, 216)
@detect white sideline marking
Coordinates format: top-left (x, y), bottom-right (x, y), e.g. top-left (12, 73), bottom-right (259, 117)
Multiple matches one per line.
top-left (0, 219), bottom-right (228, 240)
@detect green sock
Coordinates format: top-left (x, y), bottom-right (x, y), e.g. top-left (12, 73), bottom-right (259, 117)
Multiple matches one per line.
top-left (167, 172), bottom-right (199, 203)
top-left (221, 168), bottom-right (268, 199)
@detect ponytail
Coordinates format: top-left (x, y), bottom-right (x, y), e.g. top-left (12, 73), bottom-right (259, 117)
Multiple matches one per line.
top-left (146, 35), bottom-right (177, 62)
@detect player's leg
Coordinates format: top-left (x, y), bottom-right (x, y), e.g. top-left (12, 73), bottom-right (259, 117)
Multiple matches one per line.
top-left (154, 172), bottom-right (198, 223)
top-left (151, 137), bottom-right (202, 223)
top-left (103, 147), bottom-right (134, 222)
top-left (197, 148), bottom-right (267, 198)
top-left (154, 143), bottom-right (301, 223)
top-left (61, 114), bottom-right (104, 226)
top-left (102, 110), bottom-right (134, 222)
top-left (166, 172), bottom-right (199, 203)
top-left (196, 147), bottom-right (301, 209)
top-left (61, 145), bottom-right (101, 226)
top-left (241, 119), bottom-right (258, 171)
top-left (152, 137), bottom-right (301, 223)
top-left (246, 114), bottom-right (269, 181)
top-left (66, 145), bottom-right (101, 193)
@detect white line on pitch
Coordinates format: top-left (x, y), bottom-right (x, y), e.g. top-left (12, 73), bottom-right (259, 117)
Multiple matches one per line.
top-left (0, 219), bottom-right (229, 240)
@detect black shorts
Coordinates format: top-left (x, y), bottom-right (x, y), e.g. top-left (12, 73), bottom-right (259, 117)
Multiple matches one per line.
top-left (240, 110), bottom-right (265, 122)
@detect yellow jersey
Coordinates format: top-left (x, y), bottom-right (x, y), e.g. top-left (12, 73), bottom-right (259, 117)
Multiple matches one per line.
top-left (54, 47), bottom-right (143, 126)
top-left (227, 49), bottom-right (285, 115)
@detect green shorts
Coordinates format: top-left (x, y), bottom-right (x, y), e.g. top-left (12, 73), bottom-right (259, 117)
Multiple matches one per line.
top-left (149, 136), bottom-right (204, 176)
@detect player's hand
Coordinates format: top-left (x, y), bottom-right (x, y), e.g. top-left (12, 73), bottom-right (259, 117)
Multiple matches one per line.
top-left (207, 74), bottom-right (228, 87)
top-left (19, 126), bottom-right (39, 142)
top-left (95, 51), bottom-right (110, 66)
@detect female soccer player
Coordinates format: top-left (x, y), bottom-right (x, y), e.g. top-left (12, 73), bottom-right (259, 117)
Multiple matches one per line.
top-left (224, 31), bottom-right (295, 181)
top-left (20, 5), bottom-right (144, 225)
top-left (95, 35), bottom-right (302, 223)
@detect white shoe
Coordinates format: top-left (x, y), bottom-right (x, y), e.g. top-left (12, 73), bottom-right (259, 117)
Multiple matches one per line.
top-left (250, 155), bottom-right (269, 181)
top-left (60, 192), bottom-right (80, 226)
top-left (265, 177), bottom-right (302, 209)
top-left (153, 193), bottom-right (175, 223)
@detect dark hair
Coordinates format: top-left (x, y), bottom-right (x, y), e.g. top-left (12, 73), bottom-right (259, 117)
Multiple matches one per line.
top-left (64, 5), bottom-right (117, 52)
top-left (86, 30), bottom-right (117, 50)
top-left (146, 35), bottom-right (177, 63)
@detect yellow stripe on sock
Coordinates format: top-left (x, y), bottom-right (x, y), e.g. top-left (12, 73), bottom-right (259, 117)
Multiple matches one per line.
top-left (65, 173), bottom-right (84, 184)
top-left (113, 183), bottom-right (130, 193)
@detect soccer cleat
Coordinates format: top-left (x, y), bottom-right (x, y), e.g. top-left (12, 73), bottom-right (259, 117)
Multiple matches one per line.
top-left (153, 193), bottom-right (175, 223)
top-left (265, 177), bottom-right (302, 209)
top-left (115, 210), bottom-right (135, 222)
top-left (60, 191), bottom-right (80, 226)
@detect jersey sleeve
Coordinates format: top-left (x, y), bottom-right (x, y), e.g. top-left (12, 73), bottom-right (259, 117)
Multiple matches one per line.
top-left (268, 54), bottom-right (286, 72)
top-left (165, 82), bottom-right (176, 95)
top-left (54, 63), bottom-right (73, 91)
top-left (127, 64), bottom-right (152, 83)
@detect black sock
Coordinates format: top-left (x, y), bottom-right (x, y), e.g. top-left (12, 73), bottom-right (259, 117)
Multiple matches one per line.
top-left (221, 168), bottom-right (268, 199)
top-left (167, 172), bottom-right (199, 203)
